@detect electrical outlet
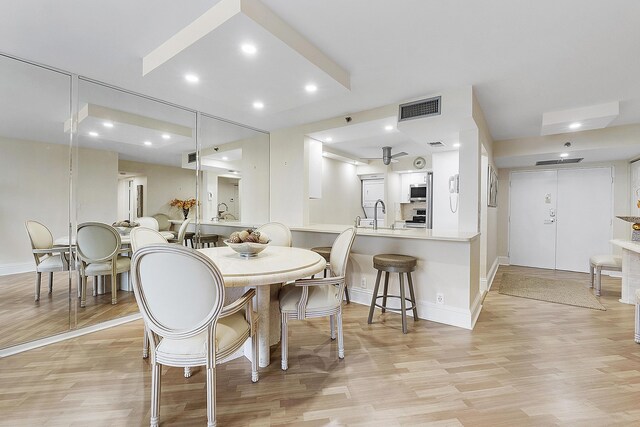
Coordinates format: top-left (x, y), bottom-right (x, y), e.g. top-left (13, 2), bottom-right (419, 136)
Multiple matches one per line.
top-left (360, 277), bottom-right (367, 289)
top-left (436, 293), bottom-right (444, 305)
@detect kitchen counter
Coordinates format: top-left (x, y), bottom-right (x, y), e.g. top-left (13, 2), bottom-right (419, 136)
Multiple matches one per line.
top-left (611, 239), bottom-right (640, 304)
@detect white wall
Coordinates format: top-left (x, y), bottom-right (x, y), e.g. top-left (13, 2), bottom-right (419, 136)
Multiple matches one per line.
top-left (631, 159), bottom-right (640, 216)
top-left (308, 157), bottom-right (362, 225)
top-left (432, 151), bottom-right (459, 230)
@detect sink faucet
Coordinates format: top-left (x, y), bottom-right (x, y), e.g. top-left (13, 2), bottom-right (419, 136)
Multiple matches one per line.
top-left (374, 199), bottom-right (386, 230)
top-left (217, 202), bottom-right (228, 218)
top-left (355, 215), bottom-right (361, 227)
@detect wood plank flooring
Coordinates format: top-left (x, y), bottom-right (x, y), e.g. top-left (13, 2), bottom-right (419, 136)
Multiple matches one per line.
top-left (1, 265), bottom-right (639, 426)
top-left (0, 271), bottom-right (139, 349)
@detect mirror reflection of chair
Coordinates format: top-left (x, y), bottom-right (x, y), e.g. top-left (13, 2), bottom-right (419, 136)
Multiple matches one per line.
top-left (152, 213), bottom-right (173, 235)
top-left (279, 227), bottom-right (356, 371)
top-left (131, 244), bottom-right (258, 427)
top-left (255, 222), bottom-right (292, 247)
top-left (25, 220), bottom-right (70, 301)
top-left (136, 217), bottom-right (159, 231)
top-left (76, 222), bottom-right (131, 307)
top-left (168, 218), bottom-right (191, 246)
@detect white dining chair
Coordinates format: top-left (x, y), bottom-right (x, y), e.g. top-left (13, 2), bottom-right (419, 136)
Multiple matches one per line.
top-left (132, 244), bottom-right (258, 427)
top-left (279, 227), bottom-right (356, 370)
top-left (76, 222), bottom-right (131, 307)
top-left (168, 218), bottom-right (191, 245)
top-left (25, 220), bottom-right (70, 301)
top-left (255, 222), bottom-right (292, 247)
top-left (137, 217), bottom-right (159, 231)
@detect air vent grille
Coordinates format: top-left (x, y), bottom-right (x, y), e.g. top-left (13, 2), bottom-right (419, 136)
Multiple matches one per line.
top-left (428, 141), bottom-right (445, 147)
top-left (536, 158), bottom-right (583, 166)
top-left (399, 96), bottom-right (441, 122)
top-left (188, 152), bottom-right (197, 163)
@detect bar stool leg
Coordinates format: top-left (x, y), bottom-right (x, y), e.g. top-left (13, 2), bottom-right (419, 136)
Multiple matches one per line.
top-left (344, 286), bottom-right (350, 304)
top-left (407, 272), bottom-right (418, 320)
top-left (368, 270), bottom-right (383, 324)
top-left (381, 272), bottom-right (390, 314)
top-left (399, 272), bottom-right (407, 334)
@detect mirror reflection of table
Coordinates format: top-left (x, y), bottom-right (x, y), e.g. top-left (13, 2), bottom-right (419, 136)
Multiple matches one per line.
top-left (198, 246), bottom-right (325, 367)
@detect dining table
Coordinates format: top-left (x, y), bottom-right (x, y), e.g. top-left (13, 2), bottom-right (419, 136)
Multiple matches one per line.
top-left (198, 245), bottom-right (325, 367)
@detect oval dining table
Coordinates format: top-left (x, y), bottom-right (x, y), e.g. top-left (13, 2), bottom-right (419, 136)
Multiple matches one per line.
top-left (198, 245), bottom-right (325, 367)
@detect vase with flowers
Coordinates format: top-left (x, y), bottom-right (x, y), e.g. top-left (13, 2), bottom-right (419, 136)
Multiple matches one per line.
top-left (170, 198), bottom-right (197, 220)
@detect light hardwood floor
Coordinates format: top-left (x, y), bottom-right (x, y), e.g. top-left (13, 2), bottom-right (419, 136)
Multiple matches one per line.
top-left (0, 271), bottom-right (139, 348)
top-left (1, 265), bottom-right (639, 426)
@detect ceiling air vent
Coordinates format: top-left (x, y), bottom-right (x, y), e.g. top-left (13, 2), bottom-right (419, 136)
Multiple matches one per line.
top-left (188, 152), bottom-right (197, 163)
top-left (536, 158), bottom-right (583, 166)
top-left (398, 96), bottom-right (441, 122)
top-left (428, 141), bottom-right (445, 148)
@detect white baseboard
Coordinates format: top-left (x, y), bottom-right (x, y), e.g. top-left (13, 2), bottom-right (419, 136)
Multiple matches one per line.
top-left (0, 313), bottom-right (142, 358)
top-left (348, 286), bottom-right (477, 330)
top-left (470, 291), bottom-right (483, 329)
top-left (0, 262), bottom-right (34, 276)
top-left (486, 257), bottom-right (500, 292)
top-left (498, 256), bottom-right (510, 265)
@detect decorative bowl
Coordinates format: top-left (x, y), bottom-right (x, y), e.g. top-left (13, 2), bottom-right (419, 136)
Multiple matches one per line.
top-left (224, 239), bottom-right (269, 258)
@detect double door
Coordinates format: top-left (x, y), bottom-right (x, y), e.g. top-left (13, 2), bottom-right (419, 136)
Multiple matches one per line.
top-left (509, 168), bottom-right (613, 273)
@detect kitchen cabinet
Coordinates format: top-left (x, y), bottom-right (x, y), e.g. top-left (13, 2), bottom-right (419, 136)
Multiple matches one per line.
top-left (400, 172), bottom-right (428, 203)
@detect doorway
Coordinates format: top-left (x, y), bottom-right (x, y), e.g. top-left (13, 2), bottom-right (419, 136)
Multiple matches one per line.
top-left (508, 167), bottom-right (613, 273)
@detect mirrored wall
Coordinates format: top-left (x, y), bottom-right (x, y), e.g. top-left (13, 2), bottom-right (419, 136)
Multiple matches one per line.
top-left (0, 54), bottom-right (269, 350)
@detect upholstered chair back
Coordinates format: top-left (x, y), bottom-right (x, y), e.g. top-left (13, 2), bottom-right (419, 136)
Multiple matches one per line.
top-left (132, 245), bottom-right (224, 338)
top-left (152, 213), bottom-right (171, 231)
top-left (137, 217), bottom-right (159, 231)
top-left (130, 227), bottom-right (168, 252)
top-left (175, 218), bottom-right (192, 243)
top-left (76, 222), bottom-right (120, 263)
top-left (329, 227), bottom-right (356, 278)
top-left (255, 222), bottom-right (292, 247)
top-left (25, 220), bottom-right (54, 263)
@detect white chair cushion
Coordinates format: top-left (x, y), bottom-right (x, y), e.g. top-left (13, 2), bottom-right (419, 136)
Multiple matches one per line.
top-left (37, 254), bottom-right (65, 272)
top-left (85, 256), bottom-right (131, 275)
top-left (590, 255), bottom-right (622, 268)
top-left (156, 311), bottom-right (250, 358)
top-left (279, 283), bottom-right (340, 313)
top-left (636, 289), bottom-right (640, 304)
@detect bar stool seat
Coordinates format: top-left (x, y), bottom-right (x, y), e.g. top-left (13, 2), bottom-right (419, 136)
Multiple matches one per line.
top-left (368, 254), bottom-right (418, 333)
top-left (311, 246), bottom-right (349, 303)
top-left (199, 234), bottom-right (219, 248)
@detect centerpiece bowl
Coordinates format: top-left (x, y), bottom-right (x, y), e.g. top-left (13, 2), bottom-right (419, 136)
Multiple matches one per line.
top-left (224, 239), bottom-right (269, 258)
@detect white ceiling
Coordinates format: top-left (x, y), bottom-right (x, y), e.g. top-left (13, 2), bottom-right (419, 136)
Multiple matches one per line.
top-left (1, 0), bottom-right (640, 160)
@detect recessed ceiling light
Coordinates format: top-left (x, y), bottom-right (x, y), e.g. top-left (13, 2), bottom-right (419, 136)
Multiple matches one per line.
top-left (560, 152), bottom-right (569, 158)
top-left (569, 122), bottom-right (582, 129)
top-left (144, 141), bottom-right (152, 146)
top-left (325, 137), bottom-right (333, 142)
top-left (232, 170), bottom-right (238, 174)
top-left (222, 156), bottom-right (229, 161)
top-left (184, 74), bottom-right (199, 83)
top-left (453, 142), bottom-right (461, 148)
top-left (161, 134), bottom-right (170, 140)
top-left (305, 84), bottom-right (318, 93)
top-left (241, 44), bottom-right (257, 55)
top-left (103, 122), bottom-right (113, 128)
top-left (88, 131), bottom-right (99, 137)
top-left (253, 101), bottom-right (264, 110)
top-left (384, 125), bottom-right (394, 131)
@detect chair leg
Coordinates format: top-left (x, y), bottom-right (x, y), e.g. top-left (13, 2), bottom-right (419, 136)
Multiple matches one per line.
top-left (92, 276), bottom-right (97, 297)
top-left (595, 267), bottom-right (602, 297)
top-left (111, 273), bottom-right (117, 305)
top-left (48, 272), bottom-right (54, 294)
top-left (206, 366), bottom-right (216, 427)
top-left (35, 272), bottom-right (42, 301)
top-left (399, 273), bottom-right (408, 334)
top-left (635, 301), bottom-right (640, 344)
top-left (80, 275), bottom-right (87, 308)
top-left (330, 315), bottom-right (336, 340)
top-left (381, 272), bottom-right (390, 314)
top-left (184, 367), bottom-right (192, 378)
top-left (337, 309), bottom-right (344, 359)
top-left (281, 314), bottom-right (289, 371)
top-left (589, 264), bottom-right (594, 288)
top-left (142, 326), bottom-right (149, 359)
top-left (150, 362), bottom-right (161, 427)
top-left (407, 272), bottom-right (418, 321)
top-left (344, 286), bottom-right (350, 304)
top-left (251, 319), bottom-right (259, 382)
top-left (367, 270), bottom-right (383, 324)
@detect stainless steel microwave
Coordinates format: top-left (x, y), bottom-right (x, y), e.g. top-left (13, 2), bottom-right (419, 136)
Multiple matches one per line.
top-left (410, 184), bottom-right (427, 201)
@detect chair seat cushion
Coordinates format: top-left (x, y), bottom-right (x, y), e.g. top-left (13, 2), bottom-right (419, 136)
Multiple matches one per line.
top-left (85, 256), bottom-right (131, 275)
top-left (590, 254), bottom-right (622, 268)
top-left (156, 312), bottom-right (250, 359)
top-left (279, 283), bottom-right (340, 313)
top-left (37, 254), bottom-right (65, 272)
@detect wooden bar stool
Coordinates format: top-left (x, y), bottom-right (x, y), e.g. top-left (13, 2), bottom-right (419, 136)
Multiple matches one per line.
top-left (367, 254), bottom-right (418, 333)
top-left (311, 246), bottom-right (350, 303)
top-left (199, 234), bottom-right (219, 248)
top-left (184, 231), bottom-right (195, 248)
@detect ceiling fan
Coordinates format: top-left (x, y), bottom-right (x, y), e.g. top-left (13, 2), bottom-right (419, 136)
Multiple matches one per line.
top-left (362, 146), bottom-right (408, 165)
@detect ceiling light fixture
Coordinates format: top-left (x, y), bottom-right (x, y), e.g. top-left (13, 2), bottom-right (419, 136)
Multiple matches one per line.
top-left (453, 142), bottom-right (461, 148)
top-left (253, 101), bottom-right (264, 110)
top-left (569, 122), bottom-right (582, 130)
top-left (161, 134), bottom-right (170, 140)
top-left (184, 74), bottom-right (199, 83)
top-left (325, 137), bottom-right (333, 142)
top-left (103, 122), bottom-right (113, 128)
top-left (222, 156), bottom-right (229, 161)
top-left (88, 131), bottom-right (99, 137)
top-left (560, 152), bottom-right (569, 158)
top-left (384, 125), bottom-right (393, 131)
top-left (144, 141), bottom-right (152, 146)
top-left (241, 44), bottom-right (257, 55)
top-left (305, 84), bottom-right (317, 93)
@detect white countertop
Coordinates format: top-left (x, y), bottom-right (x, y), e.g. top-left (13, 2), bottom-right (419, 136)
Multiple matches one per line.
top-left (200, 221), bottom-right (478, 242)
top-left (611, 239), bottom-right (640, 253)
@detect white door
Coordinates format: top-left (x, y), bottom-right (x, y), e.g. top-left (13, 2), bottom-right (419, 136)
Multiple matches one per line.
top-left (555, 168), bottom-right (613, 272)
top-left (509, 170), bottom-right (558, 269)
